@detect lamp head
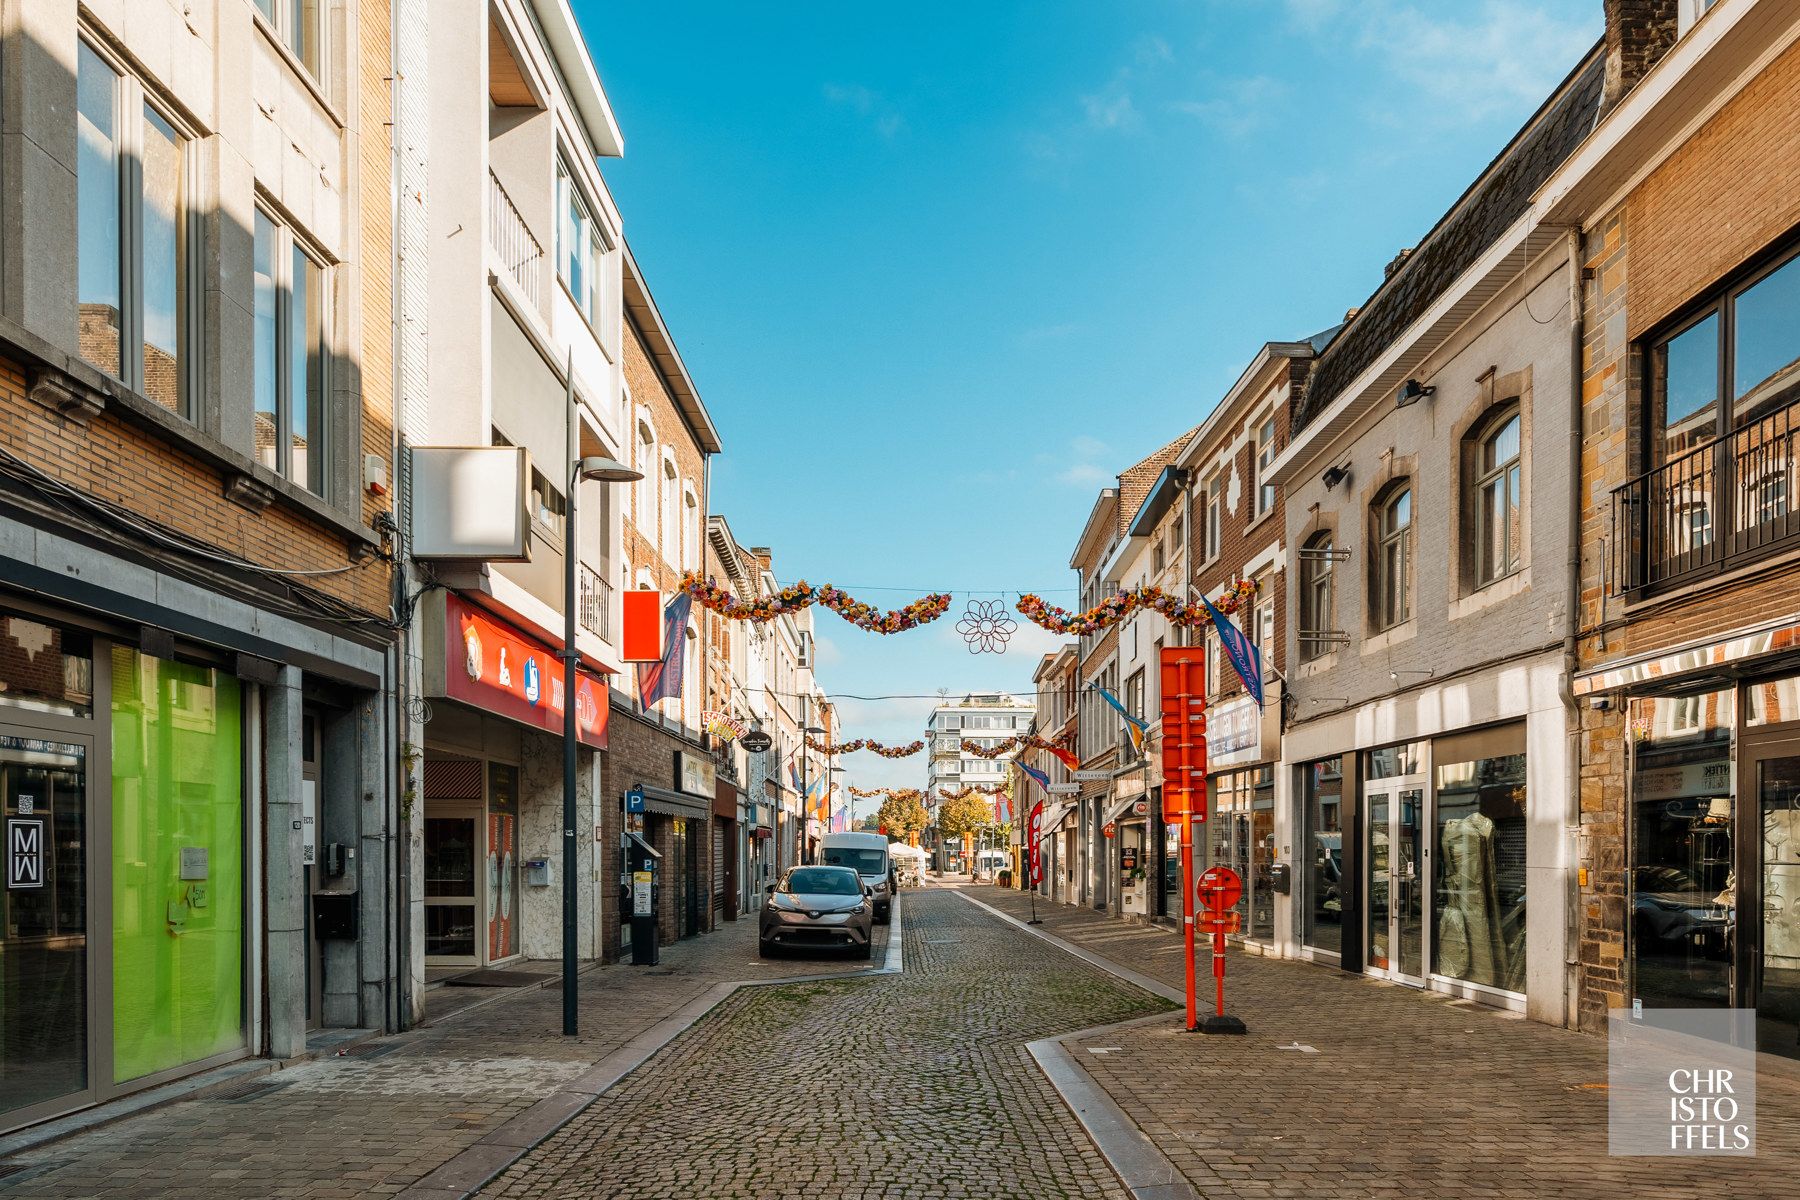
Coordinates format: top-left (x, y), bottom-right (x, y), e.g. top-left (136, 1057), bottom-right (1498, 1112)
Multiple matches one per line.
top-left (575, 455), bottom-right (642, 484)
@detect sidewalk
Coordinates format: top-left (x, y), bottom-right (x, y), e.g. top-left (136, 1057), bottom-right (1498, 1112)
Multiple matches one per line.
top-left (0, 917), bottom-right (889, 1198)
top-left (965, 884), bottom-right (1800, 1199)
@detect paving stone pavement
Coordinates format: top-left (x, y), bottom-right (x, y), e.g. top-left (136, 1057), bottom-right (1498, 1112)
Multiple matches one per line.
top-left (968, 884), bottom-right (1800, 1199)
top-left (0, 919), bottom-right (888, 1198)
top-left (482, 886), bottom-right (1171, 1199)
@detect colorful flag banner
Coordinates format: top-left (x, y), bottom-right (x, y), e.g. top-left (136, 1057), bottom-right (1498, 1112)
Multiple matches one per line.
top-left (1202, 593), bottom-right (1264, 706)
top-left (635, 591), bottom-right (693, 708)
top-left (1016, 760), bottom-right (1052, 792)
top-left (1092, 683), bottom-right (1150, 754)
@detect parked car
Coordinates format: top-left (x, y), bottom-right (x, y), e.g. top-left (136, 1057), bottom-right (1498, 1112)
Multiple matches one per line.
top-left (820, 831), bottom-right (895, 923)
top-left (759, 865), bottom-right (875, 959)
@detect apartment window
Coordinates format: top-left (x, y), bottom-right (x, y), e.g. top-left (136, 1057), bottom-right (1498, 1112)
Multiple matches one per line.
top-left (530, 467), bottom-right (565, 538)
top-left (1373, 483), bottom-right (1412, 630)
top-left (78, 40), bottom-right (195, 417)
top-left (635, 420), bottom-right (657, 541)
top-left (1202, 476), bottom-right (1223, 560)
top-left (254, 0), bottom-right (323, 80)
top-left (660, 459), bottom-right (679, 561)
top-left (1124, 669), bottom-right (1144, 725)
top-left (1471, 406), bottom-right (1522, 586)
top-left (556, 157), bottom-right (610, 326)
top-left (1254, 417), bottom-right (1277, 517)
top-left (1299, 533), bottom-right (1335, 662)
top-left (683, 488), bottom-right (700, 572)
top-left (253, 210), bottom-right (329, 493)
top-left (1152, 535), bottom-right (1165, 575)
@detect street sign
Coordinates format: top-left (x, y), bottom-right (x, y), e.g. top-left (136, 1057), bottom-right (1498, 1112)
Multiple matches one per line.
top-left (741, 730), bottom-right (773, 753)
top-left (1047, 783), bottom-right (1081, 795)
top-left (625, 787), bottom-right (646, 814)
top-left (1071, 770), bottom-right (1111, 781)
top-left (1197, 865), bottom-right (1243, 913)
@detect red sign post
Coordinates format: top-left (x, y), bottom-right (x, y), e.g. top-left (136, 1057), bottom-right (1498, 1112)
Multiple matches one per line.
top-left (1196, 865), bottom-right (1248, 1035)
top-left (1159, 647), bottom-right (1207, 1032)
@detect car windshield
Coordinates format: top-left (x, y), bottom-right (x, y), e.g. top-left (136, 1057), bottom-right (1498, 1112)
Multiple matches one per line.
top-left (822, 848), bottom-right (887, 874)
top-left (784, 867), bottom-right (861, 896)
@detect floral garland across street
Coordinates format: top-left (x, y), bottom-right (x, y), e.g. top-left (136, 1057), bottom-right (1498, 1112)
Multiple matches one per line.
top-left (677, 573), bottom-right (952, 635)
top-left (805, 737), bottom-right (925, 758)
top-left (1015, 579), bottom-right (1257, 636)
top-left (961, 739), bottom-right (1018, 759)
top-left (850, 786), bottom-right (924, 803)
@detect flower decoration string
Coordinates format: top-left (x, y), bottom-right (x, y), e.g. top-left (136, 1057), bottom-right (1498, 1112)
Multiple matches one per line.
top-left (1016, 579), bottom-right (1257, 636)
top-left (804, 737), bottom-right (925, 758)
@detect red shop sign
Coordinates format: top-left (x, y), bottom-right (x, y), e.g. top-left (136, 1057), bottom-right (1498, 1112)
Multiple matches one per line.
top-left (444, 594), bottom-right (610, 749)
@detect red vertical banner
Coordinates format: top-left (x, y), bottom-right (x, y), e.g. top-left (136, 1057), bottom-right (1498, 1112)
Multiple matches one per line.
top-left (1160, 646), bottom-right (1208, 1032)
top-left (1027, 800), bottom-right (1045, 886)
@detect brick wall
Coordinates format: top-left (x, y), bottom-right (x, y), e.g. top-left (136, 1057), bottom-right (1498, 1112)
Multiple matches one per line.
top-left (357, 0), bottom-right (396, 535)
top-left (600, 706), bottom-right (715, 956)
top-left (0, 358), bottom-right (389, 618)
top-left (1623, 36), bottom-right (1800, 338)
top-left (1602, 0), bottom-right (1679, 113)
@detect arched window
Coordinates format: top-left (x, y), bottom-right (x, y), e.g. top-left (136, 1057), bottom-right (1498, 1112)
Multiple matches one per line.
top-left (660, 455), bottom-right (679, 565)
top-left (634, 417), bottom-right (656, 545)
top-left (1472, 406), bottom-right (1522, 585)
top-left (1299, 531), bottom-right (1335, 662)
top-left (1373, 484), bottom-right (1412, 631)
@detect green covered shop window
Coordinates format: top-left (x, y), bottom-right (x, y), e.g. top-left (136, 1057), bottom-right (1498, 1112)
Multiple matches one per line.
top-left (110, 648), bottom-right (244, 1083)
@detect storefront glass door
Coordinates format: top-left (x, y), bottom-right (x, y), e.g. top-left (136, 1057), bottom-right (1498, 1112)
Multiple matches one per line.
top-left (424, 807), bottom-right (479, 963)
top-left (1, 729), bottom-right (90, 1127)
top-left (486, 765), bottom-right (519, 963)
top-left (1366, 783), bottom-right (1425, 983)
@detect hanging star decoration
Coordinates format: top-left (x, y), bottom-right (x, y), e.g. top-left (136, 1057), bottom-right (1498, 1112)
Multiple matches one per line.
top-left (956, 598), bottom-right (1017, 654)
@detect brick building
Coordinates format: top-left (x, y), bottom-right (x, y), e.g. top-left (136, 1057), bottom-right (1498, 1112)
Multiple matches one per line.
top-left (0, 0), bottom-right (401, 1132)
top-left (1543, 0), bottom-right (1800, 1054)
top-left (1166, 337), bottom-right (1331, 938)
top-left (1023, 646), bottom-right (1079, 903)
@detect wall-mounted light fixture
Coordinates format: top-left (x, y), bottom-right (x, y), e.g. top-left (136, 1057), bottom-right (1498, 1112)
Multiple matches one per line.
top-left (1321, 464), bottom-right (1350, 489)
top-left (1396, 378), bottom-right (1435, 408)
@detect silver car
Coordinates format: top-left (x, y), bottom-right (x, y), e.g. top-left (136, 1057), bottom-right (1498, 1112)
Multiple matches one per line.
top-left (758, 866), bottom-right (874, 959)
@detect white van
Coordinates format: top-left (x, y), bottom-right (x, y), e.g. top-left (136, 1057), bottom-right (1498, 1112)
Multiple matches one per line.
top-left (819, 832), bottom-right (894, 924)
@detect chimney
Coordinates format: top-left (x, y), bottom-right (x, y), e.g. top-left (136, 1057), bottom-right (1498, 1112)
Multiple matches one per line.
top-left (1602, 0), bottom-right (1678, 114)
top-left (1383, 248), bottom-right (1413, 280)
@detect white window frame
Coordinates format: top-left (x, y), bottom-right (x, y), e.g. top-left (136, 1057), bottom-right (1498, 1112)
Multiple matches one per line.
top-left (252, 0), bottom-right (327, 85)
top-left (634, 414), bottom-right (657, 546)
top-left (252, 205), bottom-right (332, 495)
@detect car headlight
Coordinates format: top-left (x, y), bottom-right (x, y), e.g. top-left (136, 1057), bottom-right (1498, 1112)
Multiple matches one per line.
top-left (851, 903), bottom-right (867, 915)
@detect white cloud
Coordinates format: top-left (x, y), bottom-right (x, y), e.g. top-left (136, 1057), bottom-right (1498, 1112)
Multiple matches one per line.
top-left (1283, 0), bottom-right (1599, 124)
top-left (823, 82), bottom-right (907, 139)
top-left (1080, 74), bottom-right (1141, 132)
top-left (1169, 75), bottom-right (1287, 138)
top-left (1057, 462), bottom-right (1109, 487)
top-left (1071, 435), bottom-right (1110, 459)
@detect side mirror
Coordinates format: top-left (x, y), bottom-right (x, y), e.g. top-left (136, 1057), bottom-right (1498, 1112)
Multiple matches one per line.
top-left (764, 883), bottom-right (777, 895)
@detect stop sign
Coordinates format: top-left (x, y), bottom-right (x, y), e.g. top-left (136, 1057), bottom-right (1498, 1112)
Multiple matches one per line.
top-left (1196, 865), bottom-right (1243, 913)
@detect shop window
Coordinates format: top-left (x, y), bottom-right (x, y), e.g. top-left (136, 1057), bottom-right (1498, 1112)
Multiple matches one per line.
top-left (0, 613), bottom-right (94, 716)
top-left (77, 40), bottom-right (195, 417)
top-left (109, 647), bottom-right (243, 1083)
top-left (1301, 757), bottom-right (1344, 956)
top-left (1630, 691), bottom-right (1735, 1012)
top-left (1372, 483), bottom-right (1413, 631)
top-left (1433, 750), bottom-right (1527, 992)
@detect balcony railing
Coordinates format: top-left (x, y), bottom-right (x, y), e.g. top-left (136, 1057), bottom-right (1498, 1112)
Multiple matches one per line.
top-left (488, 170), bottom-right (544, 309)
top-left (578, 563), bottom-right (612, 640)
top-left (1613, 397), bottom-right (1800, 595)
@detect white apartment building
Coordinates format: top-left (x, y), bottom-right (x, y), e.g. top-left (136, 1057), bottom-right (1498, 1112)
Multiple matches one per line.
top-left (926, 692), bottom-right (1035, 870)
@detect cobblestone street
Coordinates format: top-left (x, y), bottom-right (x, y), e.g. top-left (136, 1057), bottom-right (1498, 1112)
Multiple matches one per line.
top-left (483, 887), bottom-right (1166, 1199)
top-left (0, 922), bottom-right (889, 1198)
top-left (967, 884), bottom-right (1800, 1199)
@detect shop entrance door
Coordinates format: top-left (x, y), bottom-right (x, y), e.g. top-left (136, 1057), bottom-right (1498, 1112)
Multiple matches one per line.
top-left (1745, 732), bottom-right (1800, 1058)
top-left (424, 803), bottom-right (481, 967)
top-left (1366, 784), bottom-right (1425, 985)
top-left (1, 726), bottom-right (92, 1130)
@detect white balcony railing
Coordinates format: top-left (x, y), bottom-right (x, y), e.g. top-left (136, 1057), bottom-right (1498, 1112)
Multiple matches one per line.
top-left (488, 170), bottom-right (544, 309)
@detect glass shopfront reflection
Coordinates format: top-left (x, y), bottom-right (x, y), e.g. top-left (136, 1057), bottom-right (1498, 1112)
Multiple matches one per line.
top-left (1301, 757), bottom-right (1344, 956)
top-left (1209, 766), bottom-right (1274, 940)
top-left (1434, 752), bottom-right (1527, 992)
top-left (1630, 691), bottom-right (1735, 1011)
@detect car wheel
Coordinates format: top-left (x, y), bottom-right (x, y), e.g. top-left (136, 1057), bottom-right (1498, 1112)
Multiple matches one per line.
top-left (876, 904), bottom-right (892, 925)
top-left (758, 939), bottom-right (775, 959)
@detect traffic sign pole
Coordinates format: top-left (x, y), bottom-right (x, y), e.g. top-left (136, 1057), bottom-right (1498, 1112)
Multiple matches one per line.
top-left (1195, 865), bottom-right (1248, 1035)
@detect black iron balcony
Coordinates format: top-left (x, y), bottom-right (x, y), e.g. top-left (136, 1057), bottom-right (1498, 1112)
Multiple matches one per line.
top-left (1612, 397), bottom-right (1800, 596)
top-left (578, 563), bottom-right (612, 640)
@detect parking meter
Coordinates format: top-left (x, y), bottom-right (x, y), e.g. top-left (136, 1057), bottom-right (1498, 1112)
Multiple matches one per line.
top-left (625, 831), bottom-right (662, 966)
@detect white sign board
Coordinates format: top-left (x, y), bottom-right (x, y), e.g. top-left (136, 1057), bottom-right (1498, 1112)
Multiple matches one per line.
top-left (1048, 784), bottom-right (1081, 795)
top-left (1206, 695), bottom-right (1261, 768)
top-left (677, 751), bottom-right (717, 799)
top-left (301, 779), bottom-right (317, 868)
top-left (1072, 770), bottom-right (1111, 781)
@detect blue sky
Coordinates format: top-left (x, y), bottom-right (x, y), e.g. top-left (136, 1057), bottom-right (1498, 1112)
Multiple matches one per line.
top-left (583, 0), bottom-right (1601, 798)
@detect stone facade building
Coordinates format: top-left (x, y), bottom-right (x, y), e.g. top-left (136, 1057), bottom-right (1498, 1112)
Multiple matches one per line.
top-left (0, 0), bottom-right (401, 1133)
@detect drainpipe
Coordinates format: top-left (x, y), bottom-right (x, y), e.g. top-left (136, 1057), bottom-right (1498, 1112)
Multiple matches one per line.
top-left (388, 0), bottom-right (412, 1033)
top-left (1561, 226), bottom-right (1585, 1030)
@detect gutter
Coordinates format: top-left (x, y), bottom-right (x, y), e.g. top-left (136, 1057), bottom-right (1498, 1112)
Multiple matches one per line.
top-left (1561, 226), bottom-right (1584, 1030)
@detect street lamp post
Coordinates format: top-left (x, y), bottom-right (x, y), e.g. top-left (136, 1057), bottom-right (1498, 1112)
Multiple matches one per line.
top-left (560, 357), bottom-right (642, 1038)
